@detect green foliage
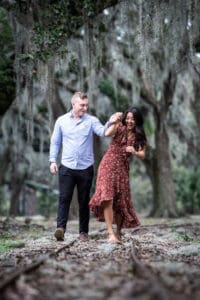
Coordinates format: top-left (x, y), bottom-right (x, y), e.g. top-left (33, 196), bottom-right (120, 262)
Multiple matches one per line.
top-left (0, 239), bottom-right (25, 253)
top-left (174, 167), bottom-right (200, 214)
top-left (30, 0), bottom-right (104, 62)
top-left (0, 8), bottom-right (15, 114)
top-left (37, 104), bottom-right (48, 115)
top-left (99, 79), bottom-right (130, 111)
top-left (32, 1), bottom-right (91, 62)
top-left (143, 117), bottom-right (155, 136)
top-left (98, 22), bottom-right (108, 34)
top-left (180, 231), bottom-right (192, 242)
top-left (99, 79), bottom-right (115, 99)
top-left (68, 55), bottom-right (78, 74)
top-left (175, 230), bottom-right (197, 242)
top-left (0, 9), bottom-right (13, 51)
top-left (83, 0), bottom-right (96, 17)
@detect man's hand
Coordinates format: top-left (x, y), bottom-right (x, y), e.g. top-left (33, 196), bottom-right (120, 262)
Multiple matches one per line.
top-left (50, 162), bottom-right (58, 175)
top-left (109, 112), bottom-right (123, 124)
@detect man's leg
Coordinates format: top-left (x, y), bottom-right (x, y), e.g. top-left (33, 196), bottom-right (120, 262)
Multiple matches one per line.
top-left (76, 165), bottom-right (94, 235)
top-left (57, 165), bottom-right (75, 233)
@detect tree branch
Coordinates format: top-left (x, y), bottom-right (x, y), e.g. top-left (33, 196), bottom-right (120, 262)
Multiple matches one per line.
top-left (162, 70), bottom-right (177, 109)
top-left (189, 57), bottom-right (200, 78)
top-left (138, 68), bottom-right (159, 112)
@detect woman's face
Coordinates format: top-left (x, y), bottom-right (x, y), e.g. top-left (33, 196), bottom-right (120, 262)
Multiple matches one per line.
top-left (125, 112), bottom-right (135, 131)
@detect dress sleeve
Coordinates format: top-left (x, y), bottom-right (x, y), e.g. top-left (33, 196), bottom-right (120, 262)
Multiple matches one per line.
top-left (112, 123), bottom-right (129, 156)
top-left (113, 122), bottom-right (125, 141)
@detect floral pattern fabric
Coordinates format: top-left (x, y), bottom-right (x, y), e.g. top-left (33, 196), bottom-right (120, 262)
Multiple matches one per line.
top-left (89, 123), bottom-right (140, 228)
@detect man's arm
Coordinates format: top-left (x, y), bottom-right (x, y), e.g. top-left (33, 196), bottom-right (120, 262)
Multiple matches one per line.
top-left (49, 119), bottom-right (62, 174)
top-left (104, 112), bottom-right (123, 137)
top-left (92, 112), bottom-right (123, 137)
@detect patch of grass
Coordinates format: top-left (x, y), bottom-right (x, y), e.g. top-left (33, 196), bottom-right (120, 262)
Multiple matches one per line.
top-left (176, 231), bottom-right (193, 242)
top-left (0, 240), bottom-right (25, 253)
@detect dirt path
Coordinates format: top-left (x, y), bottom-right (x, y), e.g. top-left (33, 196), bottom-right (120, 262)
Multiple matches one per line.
top-left (0, 217), bottom-right (200, 300)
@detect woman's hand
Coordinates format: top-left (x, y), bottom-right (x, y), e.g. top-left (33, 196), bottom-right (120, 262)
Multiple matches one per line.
top-left (105, 112), bottom-right (123, 137)
top-left (126, 146), bottom-right (135, 155)
top-left (109, 112), bottom-right (123, 124)
top-left (126, 146), bottom-right (146, 159)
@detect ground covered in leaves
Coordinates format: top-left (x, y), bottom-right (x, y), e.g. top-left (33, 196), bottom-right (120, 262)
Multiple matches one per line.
top-left (0, 215), bottom-right (199, 300)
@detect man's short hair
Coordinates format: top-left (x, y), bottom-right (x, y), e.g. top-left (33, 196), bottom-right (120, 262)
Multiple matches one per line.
top-left (71, 92), bottom-right (88, 103)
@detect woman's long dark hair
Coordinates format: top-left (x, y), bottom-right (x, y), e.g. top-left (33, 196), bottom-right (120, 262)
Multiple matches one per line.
top-left (122, 107), bottom-right (147, 151)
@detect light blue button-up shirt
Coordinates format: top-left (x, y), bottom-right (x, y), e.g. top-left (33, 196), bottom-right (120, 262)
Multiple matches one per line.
top-left (49, 111), bottom-right (109, 169)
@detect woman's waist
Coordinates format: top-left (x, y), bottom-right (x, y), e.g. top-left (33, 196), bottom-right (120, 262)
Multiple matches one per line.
top-left (105, 147), bottom-right (129, 160)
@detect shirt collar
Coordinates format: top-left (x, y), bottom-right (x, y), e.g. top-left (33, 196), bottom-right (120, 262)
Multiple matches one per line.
top-left (69, 110), bottom-right (87, 121)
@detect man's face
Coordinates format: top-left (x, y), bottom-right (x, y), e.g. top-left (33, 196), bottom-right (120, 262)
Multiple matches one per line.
top-left (72, 97), bottom-right (89, 118)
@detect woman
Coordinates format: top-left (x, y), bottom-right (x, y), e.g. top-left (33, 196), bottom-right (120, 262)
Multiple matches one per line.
top-left (89, 107), bottom-right (147, 243)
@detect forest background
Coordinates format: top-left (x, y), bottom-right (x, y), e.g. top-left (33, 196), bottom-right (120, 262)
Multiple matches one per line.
top-left (0, 0), bottom-right (200, 221)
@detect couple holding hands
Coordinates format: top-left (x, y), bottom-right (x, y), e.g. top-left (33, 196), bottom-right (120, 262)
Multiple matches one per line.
top-left (49, 92), bottom-right (147, 243)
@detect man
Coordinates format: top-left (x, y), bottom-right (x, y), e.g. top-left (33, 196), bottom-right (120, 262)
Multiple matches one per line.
top-left (49, 91), bottom-right (118, 242)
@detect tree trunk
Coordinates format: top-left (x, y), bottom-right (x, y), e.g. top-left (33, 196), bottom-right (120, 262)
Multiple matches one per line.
top-left (0, 146), bottom-right (11, 185)
top-left (22, 186), bottom-right (37, 216)
top-left (191, 69), bottom-right (200, 166)
top-left (143, 146), bottom-right (159, 215)
top-left (151, 124), bottom-right (177, 217)
top-left (9, 171), bottom-right (25, 216)
top-left (144, 131), bottom-right (177, 218)
top-left (140, 69), bottom-right (178, 217)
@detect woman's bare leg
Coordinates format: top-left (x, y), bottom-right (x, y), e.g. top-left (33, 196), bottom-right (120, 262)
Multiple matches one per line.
top-left (103, 200), bottom-right (121, 243)
top-left (115, 213), bottom-right (123, 240)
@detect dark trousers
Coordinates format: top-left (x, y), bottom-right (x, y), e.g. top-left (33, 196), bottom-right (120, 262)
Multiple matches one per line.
top-left (57, 164), bottom-right (94, 233)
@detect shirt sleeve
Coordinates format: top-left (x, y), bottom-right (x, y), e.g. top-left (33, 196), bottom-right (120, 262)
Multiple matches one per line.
top-left (91, 116), bottom-right (109, 136)
top-left (49, 119), bottom-right (62, 163)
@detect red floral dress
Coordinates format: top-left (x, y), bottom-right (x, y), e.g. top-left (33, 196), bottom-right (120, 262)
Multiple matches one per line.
top-left (89, 123), bottom-right (140, 228)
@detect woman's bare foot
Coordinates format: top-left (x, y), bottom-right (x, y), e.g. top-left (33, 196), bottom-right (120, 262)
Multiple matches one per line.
top-left (107, 233), bottom-right (122, 244)
top-left (115, 232), bottom-right (122, 241)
